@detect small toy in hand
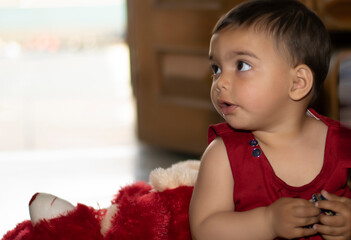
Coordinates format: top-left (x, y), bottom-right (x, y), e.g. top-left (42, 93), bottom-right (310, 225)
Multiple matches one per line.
top-left (305, 193), bottom-right (335, 229)
top-left (312, 193), bottom-right (335, 216)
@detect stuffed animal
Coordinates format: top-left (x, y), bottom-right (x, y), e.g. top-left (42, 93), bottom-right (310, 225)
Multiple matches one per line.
top-left (2, 160), bottom-right (200, 240)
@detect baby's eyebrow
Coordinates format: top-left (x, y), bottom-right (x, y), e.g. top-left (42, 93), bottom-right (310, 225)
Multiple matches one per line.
top-left (226, 50), bottom-right (259, 60)
top-left (209, 50), bottom-right (259, 62)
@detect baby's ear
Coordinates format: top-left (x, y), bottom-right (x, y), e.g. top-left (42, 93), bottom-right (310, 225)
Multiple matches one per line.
top-left (289, 64), bottom-right (314, 101)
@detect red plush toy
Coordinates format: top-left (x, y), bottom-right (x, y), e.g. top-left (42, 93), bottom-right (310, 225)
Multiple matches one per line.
top-left (2, 160), bottom-right (200, 240)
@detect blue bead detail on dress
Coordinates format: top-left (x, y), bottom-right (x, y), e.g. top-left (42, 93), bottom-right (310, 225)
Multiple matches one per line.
top-left (252, 148), bottom-right (261, 157)
top-left (249, 139), bottom-right (258, 147)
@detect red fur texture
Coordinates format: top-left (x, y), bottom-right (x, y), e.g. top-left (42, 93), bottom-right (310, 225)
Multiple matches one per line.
top-left (1, 221), bottom-right (33, 240)
top-left (112, 181), bottom-right (153, 205)
top-left (2, 182), bottom-right (193, 240)
top-left (3, 204), bottom-right (103, 240)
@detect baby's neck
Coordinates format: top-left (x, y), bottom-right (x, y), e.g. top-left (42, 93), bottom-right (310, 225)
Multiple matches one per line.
top-left (252, 114), bottom-right (328, 187)
top-left (252, 111), bottom-right (320, 149)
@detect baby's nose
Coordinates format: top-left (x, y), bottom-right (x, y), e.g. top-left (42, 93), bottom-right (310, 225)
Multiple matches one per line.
top-left (216, 74), bottom-right (231, 91)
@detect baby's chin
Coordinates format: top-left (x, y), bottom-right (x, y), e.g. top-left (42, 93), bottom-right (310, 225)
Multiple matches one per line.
top-left (222, 117), bottom-right (254, 131)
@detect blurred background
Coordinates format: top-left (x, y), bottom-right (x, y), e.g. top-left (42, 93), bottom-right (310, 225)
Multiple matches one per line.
top-left (0, 0), bottom-right (134, 235)
top-left (0, 0), bottom-right (197, 236)
top-left (1, 0), bottom-right (351, 237)
top-left (0, 0), bottom-right (129, 151)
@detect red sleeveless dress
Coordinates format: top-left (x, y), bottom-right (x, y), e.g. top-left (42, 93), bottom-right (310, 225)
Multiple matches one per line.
top-left (208, 109), bottom-right (351, 239)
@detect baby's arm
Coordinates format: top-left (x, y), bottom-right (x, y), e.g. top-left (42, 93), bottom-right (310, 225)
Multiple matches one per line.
top-left (189, 137), bottom-right (319, 240)
top-left (314, 190), bottom-right (351, 240)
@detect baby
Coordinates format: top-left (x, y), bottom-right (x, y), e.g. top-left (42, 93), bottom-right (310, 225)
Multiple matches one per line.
top-left (189, 1), bottom-right (351, 240)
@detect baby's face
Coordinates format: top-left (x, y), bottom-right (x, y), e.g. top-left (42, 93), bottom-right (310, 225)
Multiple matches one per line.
top-left (209, 26), bottom-right (296, 131)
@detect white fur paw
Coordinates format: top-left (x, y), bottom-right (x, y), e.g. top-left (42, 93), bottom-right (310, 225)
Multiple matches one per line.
top-left (149, 160), bottom-right (200, 192)
top-left (29, 192), bottom-right (75, 225)
top-left (100, 204), bottom-right (119, 236)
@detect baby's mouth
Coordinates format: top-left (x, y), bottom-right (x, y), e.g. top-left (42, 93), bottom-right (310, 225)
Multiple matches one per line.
top-left (218, 100), bottom-right (238, 115)
top-left (218, 100), bottom-right (234, 108)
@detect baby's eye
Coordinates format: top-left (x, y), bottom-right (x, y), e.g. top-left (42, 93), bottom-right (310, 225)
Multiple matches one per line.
top-left (211, 64), bottom-right (221, 75)
top-left (237, 61), bottom-right (251, 72)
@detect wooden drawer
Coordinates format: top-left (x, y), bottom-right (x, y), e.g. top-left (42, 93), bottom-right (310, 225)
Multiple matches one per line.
top-left (313, 0), bottom-right (351, 30)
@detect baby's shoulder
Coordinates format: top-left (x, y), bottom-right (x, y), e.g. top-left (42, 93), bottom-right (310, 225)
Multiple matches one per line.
top-left (208, 122), bottom-right (251, 145)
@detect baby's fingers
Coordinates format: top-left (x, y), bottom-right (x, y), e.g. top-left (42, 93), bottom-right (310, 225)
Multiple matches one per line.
top-left (315, 214), bottom-right (351, 240)
top-left (294, 203), bottom-right (321, 218)
top-left (319, 215), bottom-right (345, 227)
top-left (320, 190), bottom-right (351, 206)
top-left (316, 200), bottom-right (344, 215)
top-left (292, 226), bottom-right (318, 238)
top-left (313, 224), bottom-right (343, 237)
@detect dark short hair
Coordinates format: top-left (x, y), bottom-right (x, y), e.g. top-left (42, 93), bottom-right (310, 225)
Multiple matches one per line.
top-left (213, 0), bottom-right (331, 102)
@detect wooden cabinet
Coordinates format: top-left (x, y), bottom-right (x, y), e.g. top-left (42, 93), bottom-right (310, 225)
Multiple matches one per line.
top-left (127, 0), bottom-right (351, 155)
top-left (300, 0), bottom-right (351, 30)
top-left (314, 0), bottom-right (351, 30)
top-left (127, 0), bottom-right (244, 155)
top-left (308, 0), bottom-right (351, 124)
top-left (324, 50), bottom-right (351, 127)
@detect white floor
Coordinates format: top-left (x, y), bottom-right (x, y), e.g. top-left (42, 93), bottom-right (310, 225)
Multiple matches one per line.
top-left (0, 145), bottom-right (190, 238)
top-left (0, 147), bottom-right (138, 237)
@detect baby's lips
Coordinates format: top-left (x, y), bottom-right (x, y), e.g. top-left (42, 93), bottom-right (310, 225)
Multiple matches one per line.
top-left (218, 99), bottom-right (233, 108)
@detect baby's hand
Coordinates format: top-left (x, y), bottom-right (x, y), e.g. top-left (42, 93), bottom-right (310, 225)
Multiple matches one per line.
top-left (314, 190), bottom-right (351, 240)
top-left (266, 197), bottom-right (320, 239)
